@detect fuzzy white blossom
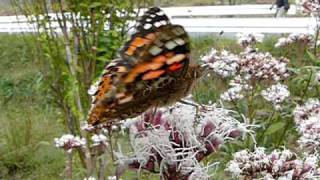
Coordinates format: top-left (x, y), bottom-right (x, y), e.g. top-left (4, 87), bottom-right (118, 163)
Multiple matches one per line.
top-left (220, 76), bottom-right (252, 102)
top-left (201, 49), bottom-right (240, 78)
top-left (211, 50), bottom-right (240, 78)
top-left (297, 0), bottom-right (320, 15)
top-left (294, 99), bottom-right (320, 152)
top-left (275, 37), bottom-right (293, 48)
top-left (116, 102), bottom-right (249, 179)
top-left (81, 122), bottom-right (95, 132)
top-left (220, 85), bottom-right (244, 102)
top-left (237, 33), bottom-right (264, 48)
top-left (54, 134), bottom-right (86, 153)
top-left (226, 147), bottom-right (320, 179)
top-left (107, 176), bottom-right (117, 180)
top-left (294, 99), bottom-right (320, 123)
top-left (201, 48), bottom-right (218, 65)
top-left (261, 83), bottom-right (290, 110)
top-left (239, 52), bottom-right (289, 82)
top-left (91, 134), bottom-right (108, 146)
top-left (84, 177), bottom-right (96, 180)
top-left (275, 33), bottom-right (314, 48)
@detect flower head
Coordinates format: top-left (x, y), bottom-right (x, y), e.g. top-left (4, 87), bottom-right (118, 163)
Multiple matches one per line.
top-left (226, 147), bottom-right (320, 179)
top-left (91, 134), bottom-right (108, 147)
top-left (261, 83), bottom-right (290, 110)
top-left (237, 33), bottom-right (264, 48)
top-left (116, 102), bottom-right (248, 179)
top-left (275, 33), bottom-right (314, 48)
top-left (209, 50), bottom-right (240, 78)
top-left (220, 84), bottom-right (244, 102)
top-left (293, 99), bottom-right (320, 152)
top-left (297, 0), bottom-right (320, 15)
top-left (54, 134), bottom-right (86, 153)
top-left (239, 52), bottom-right (289, 82)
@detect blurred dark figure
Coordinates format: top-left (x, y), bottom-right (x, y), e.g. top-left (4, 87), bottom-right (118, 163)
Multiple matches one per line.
top-left (270, 0), bottom-right (290, 17)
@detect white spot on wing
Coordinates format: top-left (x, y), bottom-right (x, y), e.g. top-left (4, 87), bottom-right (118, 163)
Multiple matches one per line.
top-left (160, 20), bottom-right (167, 25)
top-left (154, 22), bottom-right (162, 27)
top-left (165, 41), bottom-right (177, 50)
top-left (166, 54), bottom-right (186, 65)
top-left (174, 38), bottom-right (185, 45)
top-left (156, 11), bottom-right (165, 16)
top-left (144, 23), bottom-right (152, 30)
top-left (119, 95), bottom-right (133, 104)
top-left (88, 82), bottom-right (99, 96)
top-left (149, 46), bottom-right (163, 56)
top-left (146, 18), bottom-right (152, 22)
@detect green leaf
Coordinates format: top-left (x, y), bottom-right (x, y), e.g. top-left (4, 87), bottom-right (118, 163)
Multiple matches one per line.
top-left (307, 50), bottom-right (316, 61)
top-left (265, 122), bottom-right (286, 135)
top-left (38, 141), bottom-right (51, 146)
top-left (89, 2), bottom-right (102, 8)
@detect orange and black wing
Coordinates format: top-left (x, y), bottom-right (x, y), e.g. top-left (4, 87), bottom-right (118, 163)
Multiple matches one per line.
top-left (88, 7), bottom-right (190, 125)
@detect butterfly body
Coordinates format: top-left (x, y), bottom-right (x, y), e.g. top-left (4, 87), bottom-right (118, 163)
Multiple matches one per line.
top-left (88, 7), bottom-right (204, 126)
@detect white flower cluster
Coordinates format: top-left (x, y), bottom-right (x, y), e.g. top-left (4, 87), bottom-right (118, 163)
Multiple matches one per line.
top-left (275, 33), bottom-right (314, 48)
top-left (201, 48), bottom-right (240, 78)
top-left (201, 48), bottom-right (218, 66)
top-left (293, 99), bottom-right (320, 152)
top-left (205, 49), bottom-right (290, 104)
top-left (209, 50), bottom-right (240, 78)
top-left (294, 99), bottom-right (320, 123)
top-left (81, 122), bottom-right (96, 132)
top-left (91, 134), bottom-right (108, 146)
top-left (261, 83), bottom-right (290, 110)
top-left (220, 84), bottom-right (244, 101)
top-left (239, 52), bottom-right (290, 82)
top-left (54, 134), bottom-right (86, 153)
top-left (297, 0), bottom-right (320, 15)
top-left (129, 124), bottom-right (173, 165)
top-left (116, 102), bottom-right (249, 179)
top-left (237, 33), bottom-right (264, 48)
top-left (225, 147), bottom-right (320, 179)
top-left (220, 75), bottom-right (253, 101)
top-left (179, 157), bottom-right (218, 180)
top-left (198, 105), bottom-right (254, 142)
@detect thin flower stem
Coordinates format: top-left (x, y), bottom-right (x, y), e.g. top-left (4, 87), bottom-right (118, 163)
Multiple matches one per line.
top-left (65, 152), bottom-right (73, 180)
top-left (301, 69), bottom-right (313, 101)
top-left (248, 85), bottom-right (256, 124)
top-left (257, 110), bottom-right (276, 145)
top-left (98, 150), bottom-right (108, 180)
top-left (313, 17), bottom-right (320, 56)
top-left (107, 128), bottom-right (115, 161)
top-left (246, 86), bottom-right (256, 148)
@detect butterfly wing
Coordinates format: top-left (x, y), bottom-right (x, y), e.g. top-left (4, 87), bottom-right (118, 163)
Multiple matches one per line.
top-left (88, 7), bottom-right (190, 125)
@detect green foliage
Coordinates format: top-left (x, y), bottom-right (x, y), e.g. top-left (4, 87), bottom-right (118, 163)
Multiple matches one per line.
top-left (8, 0), bottom-right (151, 178)
top-left (0, 34), bottom-right (64, 178)
top-left (11, 0), bottom-right (144, 135)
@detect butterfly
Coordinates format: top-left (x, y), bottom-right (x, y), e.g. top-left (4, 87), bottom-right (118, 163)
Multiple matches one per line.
top-left (88, 7), bottom-right (205, 126)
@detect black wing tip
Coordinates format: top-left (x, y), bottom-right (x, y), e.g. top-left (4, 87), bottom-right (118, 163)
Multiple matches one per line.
top-left (146, 7), bottom-right (163, 12)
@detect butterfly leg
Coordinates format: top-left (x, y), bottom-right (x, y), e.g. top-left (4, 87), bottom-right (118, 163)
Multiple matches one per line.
top-left (151, 104), bottom-right (158, 122)
top-left (179, 100), bottom-right (198, 108)
top-left (179, 100), bottom-right (203, 122)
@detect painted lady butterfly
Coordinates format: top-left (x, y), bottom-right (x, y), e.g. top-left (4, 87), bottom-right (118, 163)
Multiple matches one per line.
top-left (88, 7), bottom-right (205, 126)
